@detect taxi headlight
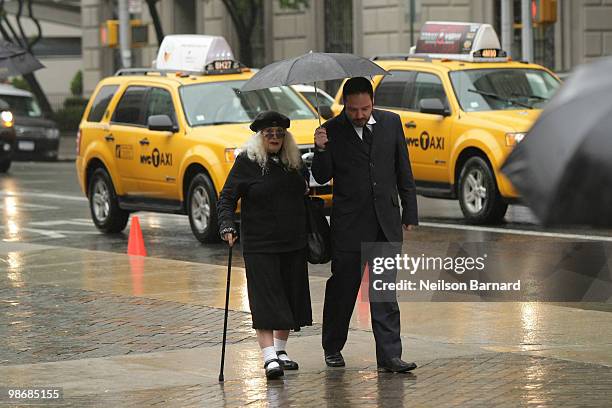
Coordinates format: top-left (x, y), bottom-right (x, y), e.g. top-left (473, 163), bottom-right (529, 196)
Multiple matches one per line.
top-left (505, 132), bottom-right (526, 146)
top-left (224, 147), bottom-right (242, 162)
top-left (1, 110), bottom-right (13, 128)
top-left (46, 128), bottom-right (60, 139)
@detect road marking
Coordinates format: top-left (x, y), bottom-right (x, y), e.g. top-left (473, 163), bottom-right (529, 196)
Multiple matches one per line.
top-left (0, 191), bottom-right (87, 201)
top-left (0, 203), bottom-right (58, 210)
top-left (420, 222), bottom-right (612, 242)
top-left (29, 220), bottom-right (93, 227)
top-left (0, 218), bottom-right (100, 238)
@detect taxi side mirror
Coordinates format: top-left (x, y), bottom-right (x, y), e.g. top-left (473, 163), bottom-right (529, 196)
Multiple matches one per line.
top-left (148, 114), bottom-right (178, 133)
top-left (419, 98), bottom-right (450, 117)
top-left (318, 105), bottom-right (334, 120)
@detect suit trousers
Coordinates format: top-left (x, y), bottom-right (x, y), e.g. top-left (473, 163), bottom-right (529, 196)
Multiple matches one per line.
top-left (322, 228), bottom-right (402, 364)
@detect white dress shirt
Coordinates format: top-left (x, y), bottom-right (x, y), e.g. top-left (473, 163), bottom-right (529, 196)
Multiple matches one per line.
top-left (352, 115), bottom-right (377, 140)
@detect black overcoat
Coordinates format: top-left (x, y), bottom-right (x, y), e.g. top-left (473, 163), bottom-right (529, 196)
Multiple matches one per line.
top-left (312, 109), bottom-right (418, 252)
top-left (218, 153), bottom-right (308, 253)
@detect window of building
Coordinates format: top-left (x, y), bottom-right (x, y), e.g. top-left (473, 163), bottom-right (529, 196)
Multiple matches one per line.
top-left (324, 0), bottom-right (353, 95)
top-left (251, 5), bottom-right (266, 68)
top-left (493, 0), bottom-right (555, 69)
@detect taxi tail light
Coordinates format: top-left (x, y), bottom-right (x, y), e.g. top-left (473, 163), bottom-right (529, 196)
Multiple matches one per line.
top-left (505, 132), bottom-right (526, 146)
top-left (224, 148), bottom-right (241, 162)
top-left (76, 129), bottom-right (82, 156)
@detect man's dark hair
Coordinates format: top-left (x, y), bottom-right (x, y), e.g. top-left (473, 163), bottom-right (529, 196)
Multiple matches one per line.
top-left (342, 77), bottom-right (373, 101)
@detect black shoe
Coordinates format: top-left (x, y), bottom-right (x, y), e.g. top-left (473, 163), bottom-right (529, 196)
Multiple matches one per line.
top-left (377, 358), bottom-right (417, 373)
top-left (324, 351), bottom-right (345, 367)
top-left (276, 351), bottom-right (299, 370)
top-left (264, 358), bottom-right (284, 379)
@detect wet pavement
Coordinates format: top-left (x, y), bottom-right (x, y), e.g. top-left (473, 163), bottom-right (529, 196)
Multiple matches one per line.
top-left (0, 162), bottom-right (611, 407)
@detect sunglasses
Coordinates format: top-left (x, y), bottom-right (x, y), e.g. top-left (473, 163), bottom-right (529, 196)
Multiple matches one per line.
top-left (262, 129), bottom-right (286, 139)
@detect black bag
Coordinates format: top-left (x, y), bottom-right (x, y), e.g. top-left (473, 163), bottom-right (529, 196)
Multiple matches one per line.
top-left (305, 196), bottom-right (331, 264)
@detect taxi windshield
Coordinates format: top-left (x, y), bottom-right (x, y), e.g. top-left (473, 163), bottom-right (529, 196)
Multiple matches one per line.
top-left (450, 68), bottom-right (560, 111)
top-left (179, 80), bottom-right (316, 126)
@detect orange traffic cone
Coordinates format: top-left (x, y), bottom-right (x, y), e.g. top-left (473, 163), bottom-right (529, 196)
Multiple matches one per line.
top-left (129, 255), bottom-right (144, 296)
top-left (127, 216), bottom-right (147, 256)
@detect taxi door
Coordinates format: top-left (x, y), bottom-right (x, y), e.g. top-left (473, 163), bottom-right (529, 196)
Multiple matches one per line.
top-left (373, 70), bottom-right (432, 180)
top-left (108, 85), bottom-right (150, 194)
top-left (136, 86), bottom-right (180, 199)
top-left (404, 71), bottom-right (453, 183)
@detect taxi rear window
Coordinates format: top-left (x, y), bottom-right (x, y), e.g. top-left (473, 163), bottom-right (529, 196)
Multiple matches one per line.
top-left (87, 85), bottom-right (119, 122)
top-left (112, 86), bottom-right (148, 126)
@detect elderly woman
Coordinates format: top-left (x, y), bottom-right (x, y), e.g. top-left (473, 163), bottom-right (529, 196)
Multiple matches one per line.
top-left (217, 111), bottom-right (312, 380)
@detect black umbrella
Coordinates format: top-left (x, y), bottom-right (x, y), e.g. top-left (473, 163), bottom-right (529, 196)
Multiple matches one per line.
top-left (241, 51), bottom-right (390, 124)
top-left (501, 56), bottom-right (612, 227)
top-left (0, 40), bottom-right (44, 78)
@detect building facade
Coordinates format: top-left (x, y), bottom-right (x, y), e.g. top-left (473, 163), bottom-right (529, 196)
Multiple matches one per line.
top-left (81, 0), bottom-right (612, 95)
top-left (4, 11), bottom-right (81, 110)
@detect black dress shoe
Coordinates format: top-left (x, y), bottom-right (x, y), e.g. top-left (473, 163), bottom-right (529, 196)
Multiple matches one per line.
top-left (377, 358), bottom-right (417, 373)
top-left (324, 351), bottom-right (345, 367)
top-left (276, 351), bottom-right (299, 370)
top-left (264, 358), bottom-right (284, 379)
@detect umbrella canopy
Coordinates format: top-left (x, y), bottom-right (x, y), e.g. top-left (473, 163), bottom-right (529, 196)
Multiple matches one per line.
top-left (241, 52), bottom-right (389, 91)
top-left (241, 52), bottom-right (389, 123)
top-left (501, 56), bottom-right (612, 227)
top-left (0, 40), bottom-right (44, 78)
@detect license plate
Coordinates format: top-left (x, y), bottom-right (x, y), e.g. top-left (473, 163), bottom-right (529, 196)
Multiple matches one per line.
top-left (18, 141), bottom-right (35, 151)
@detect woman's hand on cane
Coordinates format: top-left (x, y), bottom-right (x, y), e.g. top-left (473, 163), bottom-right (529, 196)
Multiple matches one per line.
top-left (223, 232), bottom-right (237, 247)
top-left (221, 228), bottom-right (237, 247)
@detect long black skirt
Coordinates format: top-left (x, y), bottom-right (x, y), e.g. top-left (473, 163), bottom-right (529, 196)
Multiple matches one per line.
top-left (243, 247), bottom-right (313, 331)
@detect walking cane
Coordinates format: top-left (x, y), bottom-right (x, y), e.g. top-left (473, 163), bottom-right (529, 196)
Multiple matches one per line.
top-left (219, 243), bottom-right (233, 382)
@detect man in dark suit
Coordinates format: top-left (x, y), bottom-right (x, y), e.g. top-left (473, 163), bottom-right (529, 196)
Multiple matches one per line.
top-left (312, 77), bottom-right (418, 373)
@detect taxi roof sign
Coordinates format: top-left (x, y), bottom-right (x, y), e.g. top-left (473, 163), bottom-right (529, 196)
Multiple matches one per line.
top-left (411, 22), bottom-right (507, 62)
top-left (155, 35), bottom-right (236, 72)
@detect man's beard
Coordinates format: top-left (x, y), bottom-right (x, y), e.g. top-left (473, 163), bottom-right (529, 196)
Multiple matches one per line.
top-left (348, 115), bottom-right (369, 127)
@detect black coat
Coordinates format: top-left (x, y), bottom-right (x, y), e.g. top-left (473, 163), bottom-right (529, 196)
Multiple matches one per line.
top-left (312, 109), bottom-right (418, 252)
top-left (218, 152), bottom-right (309, 253)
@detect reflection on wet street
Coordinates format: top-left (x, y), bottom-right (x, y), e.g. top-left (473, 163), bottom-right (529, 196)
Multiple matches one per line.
top-left (0, 162), bottom-right (611, 407)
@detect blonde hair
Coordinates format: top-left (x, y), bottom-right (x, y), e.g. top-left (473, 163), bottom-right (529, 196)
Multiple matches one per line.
top-left (242, 130), bottom-right (303, 172)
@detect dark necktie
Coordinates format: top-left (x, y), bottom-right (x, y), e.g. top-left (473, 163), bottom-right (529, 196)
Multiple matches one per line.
top-left (362, 125), bottom-right (373, 145)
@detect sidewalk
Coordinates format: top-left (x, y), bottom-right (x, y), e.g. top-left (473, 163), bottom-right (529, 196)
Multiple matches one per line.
top-left (1, 241), bottom-right (611, 407)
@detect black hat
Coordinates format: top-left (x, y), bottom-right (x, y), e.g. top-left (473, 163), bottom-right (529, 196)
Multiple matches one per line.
top-left (249, 111), bottom-right (290, 132)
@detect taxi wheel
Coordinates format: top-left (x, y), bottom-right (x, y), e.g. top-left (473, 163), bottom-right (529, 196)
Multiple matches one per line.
top-left (0, 159), bottom-right (10, 173)
top-left (187, 173), bottom-right (219, 243)
top-left (88, 168), bottom-right (129, 233)
top-left (458, 156), bottom-right (508, 224)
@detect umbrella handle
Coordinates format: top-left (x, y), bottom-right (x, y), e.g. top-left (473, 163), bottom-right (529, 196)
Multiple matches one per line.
top-left (314, 81), bottom-right (322, 127)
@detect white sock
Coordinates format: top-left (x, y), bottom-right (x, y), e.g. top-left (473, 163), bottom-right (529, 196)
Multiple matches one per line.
top-left (274, 338), bottom-right (290, 361)
top-left (262, 346), bottom-right (279, 368)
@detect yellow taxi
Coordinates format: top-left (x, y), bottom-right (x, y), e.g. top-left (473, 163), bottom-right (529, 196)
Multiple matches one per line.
top-left (76, 35), bottom-right (327, 242)
top-left (331, 22), bottom-right (561, 224)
